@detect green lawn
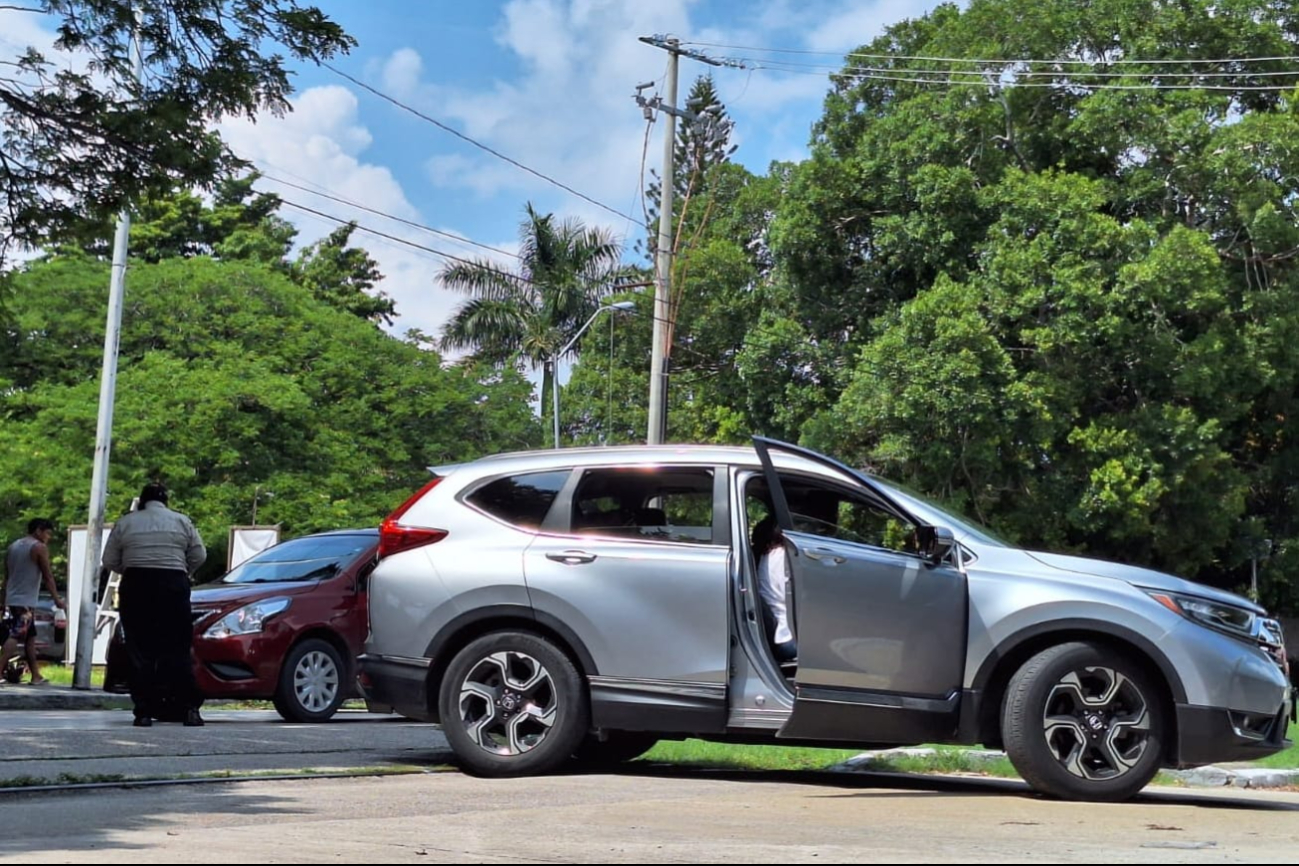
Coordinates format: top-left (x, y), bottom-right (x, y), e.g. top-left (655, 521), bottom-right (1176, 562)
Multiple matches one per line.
top-left (640, 739), bottom-right (860, 771)
top-left (1247, 722), bottom-right (1299, 769)
top-left (23, 663), bottom-right (104, 688)
top-left (637, 721), bottom-right (1299, 776)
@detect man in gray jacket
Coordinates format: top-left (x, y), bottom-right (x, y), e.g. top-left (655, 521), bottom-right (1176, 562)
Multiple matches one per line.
top-left (102, 482), bottom-right (206, 727)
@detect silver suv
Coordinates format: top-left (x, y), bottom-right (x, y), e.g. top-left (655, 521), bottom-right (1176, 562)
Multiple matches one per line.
top-left (359, 438), bottom-right (1293, 801)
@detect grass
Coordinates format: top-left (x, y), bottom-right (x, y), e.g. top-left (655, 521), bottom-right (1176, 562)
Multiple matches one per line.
top-left (639, 739), bottom-right (860, 772)
top-left (635, 721), bottom-right (1299, 779)
top-left (1242, 721), bottom-right (1299, 770)
top-left (22, 663), bottom-right (104, 688)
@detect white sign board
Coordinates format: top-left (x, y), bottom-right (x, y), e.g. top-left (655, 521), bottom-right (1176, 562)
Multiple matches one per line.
top-left (228, 526), bottom-right (280, 570)
top-left (65, 524), bottom-right (113, 665)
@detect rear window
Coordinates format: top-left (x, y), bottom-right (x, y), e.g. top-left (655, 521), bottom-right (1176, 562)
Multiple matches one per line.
top-left (214, 535), bottom-right (373, 585)
top-left (465, 470), bottom-right (570, 530)
top-left (571, 466), bottom-right (715, 544)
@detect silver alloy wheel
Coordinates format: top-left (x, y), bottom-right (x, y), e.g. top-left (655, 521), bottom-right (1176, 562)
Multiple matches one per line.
top-left (1042, 665), bottom-right (1151, 781)
top-left (458, 650), bottom-right (557, 756)
top-left (293, 649), bottom-right (341, 714)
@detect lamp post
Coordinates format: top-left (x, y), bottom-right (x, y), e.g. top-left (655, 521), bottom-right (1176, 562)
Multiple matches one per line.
top-left (553, 300), bottom-right (636, 449)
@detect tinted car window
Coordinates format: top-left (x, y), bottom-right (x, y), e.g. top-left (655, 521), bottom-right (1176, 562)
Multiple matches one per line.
top-left (781, 476), bottom-right (917, 553)
top-left (465, 470), bottom-right (570, 529)
top-left (216, 535), bottom-right (372, 585)
top-left (571, 467), bottom-right (715, 544)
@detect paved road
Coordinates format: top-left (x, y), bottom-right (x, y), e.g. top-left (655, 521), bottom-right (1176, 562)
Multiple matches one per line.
top-left (0, 708), bottom-right (451, 783)
top-left (0, 768), bottom-right (1296, 863)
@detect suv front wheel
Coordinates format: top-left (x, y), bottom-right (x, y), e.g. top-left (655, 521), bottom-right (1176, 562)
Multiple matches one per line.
top-left (1002, 641), bottom-right (1165, 802)
top-left (439, 631), bottom-right (589, 777)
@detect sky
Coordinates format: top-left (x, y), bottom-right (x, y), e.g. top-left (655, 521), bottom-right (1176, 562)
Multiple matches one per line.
top-left (0, 0), bottom-right (948, 345)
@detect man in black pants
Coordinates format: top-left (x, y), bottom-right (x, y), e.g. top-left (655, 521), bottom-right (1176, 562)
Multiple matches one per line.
top-left (102, 482), bottom-right (207, 727)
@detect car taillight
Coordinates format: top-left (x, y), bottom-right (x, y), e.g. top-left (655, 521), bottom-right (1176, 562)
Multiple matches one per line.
top-left (379, 477), bottom-right (449, 558)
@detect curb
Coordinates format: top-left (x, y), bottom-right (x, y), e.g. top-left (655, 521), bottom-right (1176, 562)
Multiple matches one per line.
top-left (834, 747), bottom-right (1299, 790)
top-left (0, 685), bottom-right (132, 711)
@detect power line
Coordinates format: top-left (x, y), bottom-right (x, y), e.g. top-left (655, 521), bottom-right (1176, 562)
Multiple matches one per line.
top-left (679, 39), bottom-right (1299, 67)
top-left (323, 63), bottom-right (644, 227)
top-left (727, 59), bottom-right (1299, 92)
top-left (723, 54), bottom-right (1299, 80)
top-left (280, 199), bottom-right (658, 307)
top-left (258, 170), bottom-right (520, 259)
top-left (280, 198), bottom-right (526, 279)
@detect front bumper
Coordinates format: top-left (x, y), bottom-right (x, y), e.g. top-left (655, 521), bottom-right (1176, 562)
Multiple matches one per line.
top-left (1174, 690), bottom-right (1294, 767)
top-left (192, 631), bottom-right (284, 698)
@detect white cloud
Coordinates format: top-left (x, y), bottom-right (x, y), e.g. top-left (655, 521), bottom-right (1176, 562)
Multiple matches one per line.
top-left (217, 85), bottom-right (471, 344)
top-left (384, 0), bottom-right (947, 245)
top-left (806, 0), bottom-right (938, 52)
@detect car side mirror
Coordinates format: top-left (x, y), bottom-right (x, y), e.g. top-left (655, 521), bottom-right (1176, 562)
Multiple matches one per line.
top-left (916, 525), bottom-right (956, 566)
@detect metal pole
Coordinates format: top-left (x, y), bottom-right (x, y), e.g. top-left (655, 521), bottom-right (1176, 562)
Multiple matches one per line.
top-left (647, 40), bottom-right (679, 446)
top-left (552, 357), bottom-right (561, 450)
top-left (554, 302), bottom-right (634, 449)
top-left (73, 14), bottom-right (143, 690)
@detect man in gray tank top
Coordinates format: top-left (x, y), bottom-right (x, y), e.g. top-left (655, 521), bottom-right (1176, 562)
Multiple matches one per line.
top-left (2, 518), bottom-right (66, 685)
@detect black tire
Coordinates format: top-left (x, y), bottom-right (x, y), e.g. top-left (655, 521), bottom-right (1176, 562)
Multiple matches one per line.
top-left (572, 731), bottom-right (659, 767)
top-left (438, 631), bottom-right (589, 778)
top-left (1002, 641), bottom-right (1165, 802)
top-left (273, 638), bottom-right (347, 723)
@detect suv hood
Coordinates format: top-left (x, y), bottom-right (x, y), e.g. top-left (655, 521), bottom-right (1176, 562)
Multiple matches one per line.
top-left (1023, 550), bottom-right (1265, 614)
top-left (191, 581), bottom-right (320, 607)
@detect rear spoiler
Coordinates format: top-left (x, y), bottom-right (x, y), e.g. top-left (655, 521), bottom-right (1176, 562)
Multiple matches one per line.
top-left (426, 463), bottom-right (464, 479)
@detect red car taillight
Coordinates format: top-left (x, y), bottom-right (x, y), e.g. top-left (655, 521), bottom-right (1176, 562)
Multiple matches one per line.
top-left (379, 477), bottom-right (448, 558)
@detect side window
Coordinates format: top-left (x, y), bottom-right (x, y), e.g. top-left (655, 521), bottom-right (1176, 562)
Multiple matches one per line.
top-left (571, 467), bottom-right (715, 544)
top-left (783, 477), bottom-right (918, 554)
top-left (464, 470), bottom-right (570, 530)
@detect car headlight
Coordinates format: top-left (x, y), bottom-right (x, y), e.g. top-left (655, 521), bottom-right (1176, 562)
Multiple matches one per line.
top-left (202, 597), bottom-right (291, 639)
top-left (1147, 591), bottom-right (1256, 640)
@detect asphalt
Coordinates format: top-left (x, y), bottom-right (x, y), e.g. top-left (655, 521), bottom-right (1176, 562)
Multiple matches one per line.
top-left (0, 682), bottom-right (452, 789)
top-left (0, 683), bottom-right (1295, 792)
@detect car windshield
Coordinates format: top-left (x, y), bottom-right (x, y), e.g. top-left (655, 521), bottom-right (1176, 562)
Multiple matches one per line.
top-left (214, 535), bottom-right (372, 585)
top-left (871, 478), bottom-right (1010, 548)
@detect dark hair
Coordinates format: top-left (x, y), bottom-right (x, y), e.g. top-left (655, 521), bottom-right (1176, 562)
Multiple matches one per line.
top-left (26, 518), bottom-right (53, 535)
top-left (751, 514), bottom-right (782, 555)
top-left (139, 482), bottom-right (169, 506)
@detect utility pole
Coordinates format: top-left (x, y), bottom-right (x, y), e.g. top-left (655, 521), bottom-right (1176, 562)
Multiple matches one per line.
top-left (640, 36), bottom-right (678, 445)
top-left (74, 12), bottom-right (144, 690)
top-left (636, 36), bottom-right (729, 444)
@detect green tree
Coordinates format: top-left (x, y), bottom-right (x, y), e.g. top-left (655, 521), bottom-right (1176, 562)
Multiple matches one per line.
top-left (290, 222), bottom-right (393, 325)
top-left (438, 204), bottom-right (627, 435)
top-left (0, 0), bottom-right (353, 270)
top-left (62, 176), bottom-right (390, 323)
top-left (0, 253), bottom-right (539, 581)
top-left (783, 0), bottom-right (1299, 600)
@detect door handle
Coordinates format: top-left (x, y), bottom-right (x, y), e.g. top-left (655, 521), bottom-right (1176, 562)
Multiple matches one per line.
top-left (546, 550), bottom-right (597, 565)
top-left (803, 547), bottom-right (846, 565)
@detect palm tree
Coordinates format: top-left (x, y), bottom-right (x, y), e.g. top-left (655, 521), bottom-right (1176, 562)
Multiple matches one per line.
top-left (438, 203), bottom-right (627, 438)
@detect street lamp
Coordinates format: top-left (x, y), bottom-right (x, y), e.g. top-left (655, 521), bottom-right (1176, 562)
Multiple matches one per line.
top-left (553, 300), bottom-right (636, 449)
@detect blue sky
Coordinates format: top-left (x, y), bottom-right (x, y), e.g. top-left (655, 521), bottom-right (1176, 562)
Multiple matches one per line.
top-left (1, 0), bottom-right (947, 342)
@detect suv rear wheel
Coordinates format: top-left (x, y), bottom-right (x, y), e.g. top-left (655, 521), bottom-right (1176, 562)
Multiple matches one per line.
top-left (1002, 641), bottom-right (1165, 801)
top-left (439, 631), bottom-right (589, 777)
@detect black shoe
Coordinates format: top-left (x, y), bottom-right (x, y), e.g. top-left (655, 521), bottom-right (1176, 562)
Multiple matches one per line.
top-left (133, 715), bottom-right (152, 727)
top-left (183, 709), bottom-right (204, 727)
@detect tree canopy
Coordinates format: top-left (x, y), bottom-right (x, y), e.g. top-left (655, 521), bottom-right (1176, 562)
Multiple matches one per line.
top-left (0, 252), bottom-right (539, 580)
top-left (0, 0), bottom-right (353, 269)
top-left (564, 0), bottom-right (1299, 609)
